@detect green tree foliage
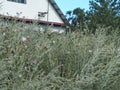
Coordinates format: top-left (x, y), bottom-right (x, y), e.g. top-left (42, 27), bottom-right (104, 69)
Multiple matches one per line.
top-left (87, 0), bottom-right (120, 31)
top-left (67, 0), bottom-right (120, 33)
top-left (66, 8), bottom-right (85, 31)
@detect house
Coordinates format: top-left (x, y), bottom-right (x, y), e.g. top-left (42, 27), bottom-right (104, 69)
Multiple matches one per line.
top-left (0, 0), bottom-right (68, 33)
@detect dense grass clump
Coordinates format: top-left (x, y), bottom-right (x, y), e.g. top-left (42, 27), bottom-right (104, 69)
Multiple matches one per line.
top-left (0, 23), bottom-right (120, 90)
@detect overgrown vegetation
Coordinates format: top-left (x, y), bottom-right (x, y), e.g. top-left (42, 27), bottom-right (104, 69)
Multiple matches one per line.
top-left (0, 0), bottom-right (120, 90)
top-left (0, 22), bottom-right (120, 90)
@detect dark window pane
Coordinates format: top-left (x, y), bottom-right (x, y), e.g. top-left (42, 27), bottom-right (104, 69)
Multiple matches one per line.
top-left (7, 0), bottom-right (26, 4)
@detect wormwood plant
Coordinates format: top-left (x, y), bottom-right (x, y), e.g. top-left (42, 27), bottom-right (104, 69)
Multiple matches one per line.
top-left (0, 21), bottom-right (120, 90)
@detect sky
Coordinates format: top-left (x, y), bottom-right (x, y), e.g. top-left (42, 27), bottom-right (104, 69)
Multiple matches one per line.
top-left (55, 0), bottom-right (90, 15)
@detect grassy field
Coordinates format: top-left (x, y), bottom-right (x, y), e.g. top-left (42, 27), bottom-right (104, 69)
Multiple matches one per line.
top-left (0, 22), bottom-right (120, 90)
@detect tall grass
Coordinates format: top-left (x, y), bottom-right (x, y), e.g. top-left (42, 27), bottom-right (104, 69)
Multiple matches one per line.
top-left (0, 21), bottom-right (120, 90)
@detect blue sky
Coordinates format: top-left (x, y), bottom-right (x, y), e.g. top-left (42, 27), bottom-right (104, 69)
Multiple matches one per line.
top-left (55, 0), bottom-right (90, 15)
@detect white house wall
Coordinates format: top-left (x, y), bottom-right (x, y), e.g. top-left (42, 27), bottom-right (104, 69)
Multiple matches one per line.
top-left (0, 0), bottom-right (64, 24)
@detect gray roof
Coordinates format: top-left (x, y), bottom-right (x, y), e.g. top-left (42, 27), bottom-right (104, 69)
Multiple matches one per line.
top-left (49, 0), bottom-right (69, 25)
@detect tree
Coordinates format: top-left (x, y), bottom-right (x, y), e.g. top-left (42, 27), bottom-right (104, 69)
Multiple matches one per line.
top-left (87, 0), bottom-right (120, 31)
top-left (66, 8), bottom-right (85, 31)
top-left (66, 0), bottom-right (120, 33)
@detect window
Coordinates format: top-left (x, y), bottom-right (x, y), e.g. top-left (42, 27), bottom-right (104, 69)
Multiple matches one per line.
top-left (7, 0), bottom-right (26, 4)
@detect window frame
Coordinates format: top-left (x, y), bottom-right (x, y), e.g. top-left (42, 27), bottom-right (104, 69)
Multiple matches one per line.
top-left (7, 0), bottom-right (27, 4)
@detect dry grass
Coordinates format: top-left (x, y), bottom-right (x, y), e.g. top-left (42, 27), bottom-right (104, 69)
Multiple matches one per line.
top-left (0, 22), bottom-right (120, 90)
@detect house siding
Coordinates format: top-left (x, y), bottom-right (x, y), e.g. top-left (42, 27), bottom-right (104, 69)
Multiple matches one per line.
top-left (0, 0), bottom-right (64, 24)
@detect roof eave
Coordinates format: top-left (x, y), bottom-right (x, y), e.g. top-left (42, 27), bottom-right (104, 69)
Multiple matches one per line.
top-left (0, 14), bottom-right (66, 26)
